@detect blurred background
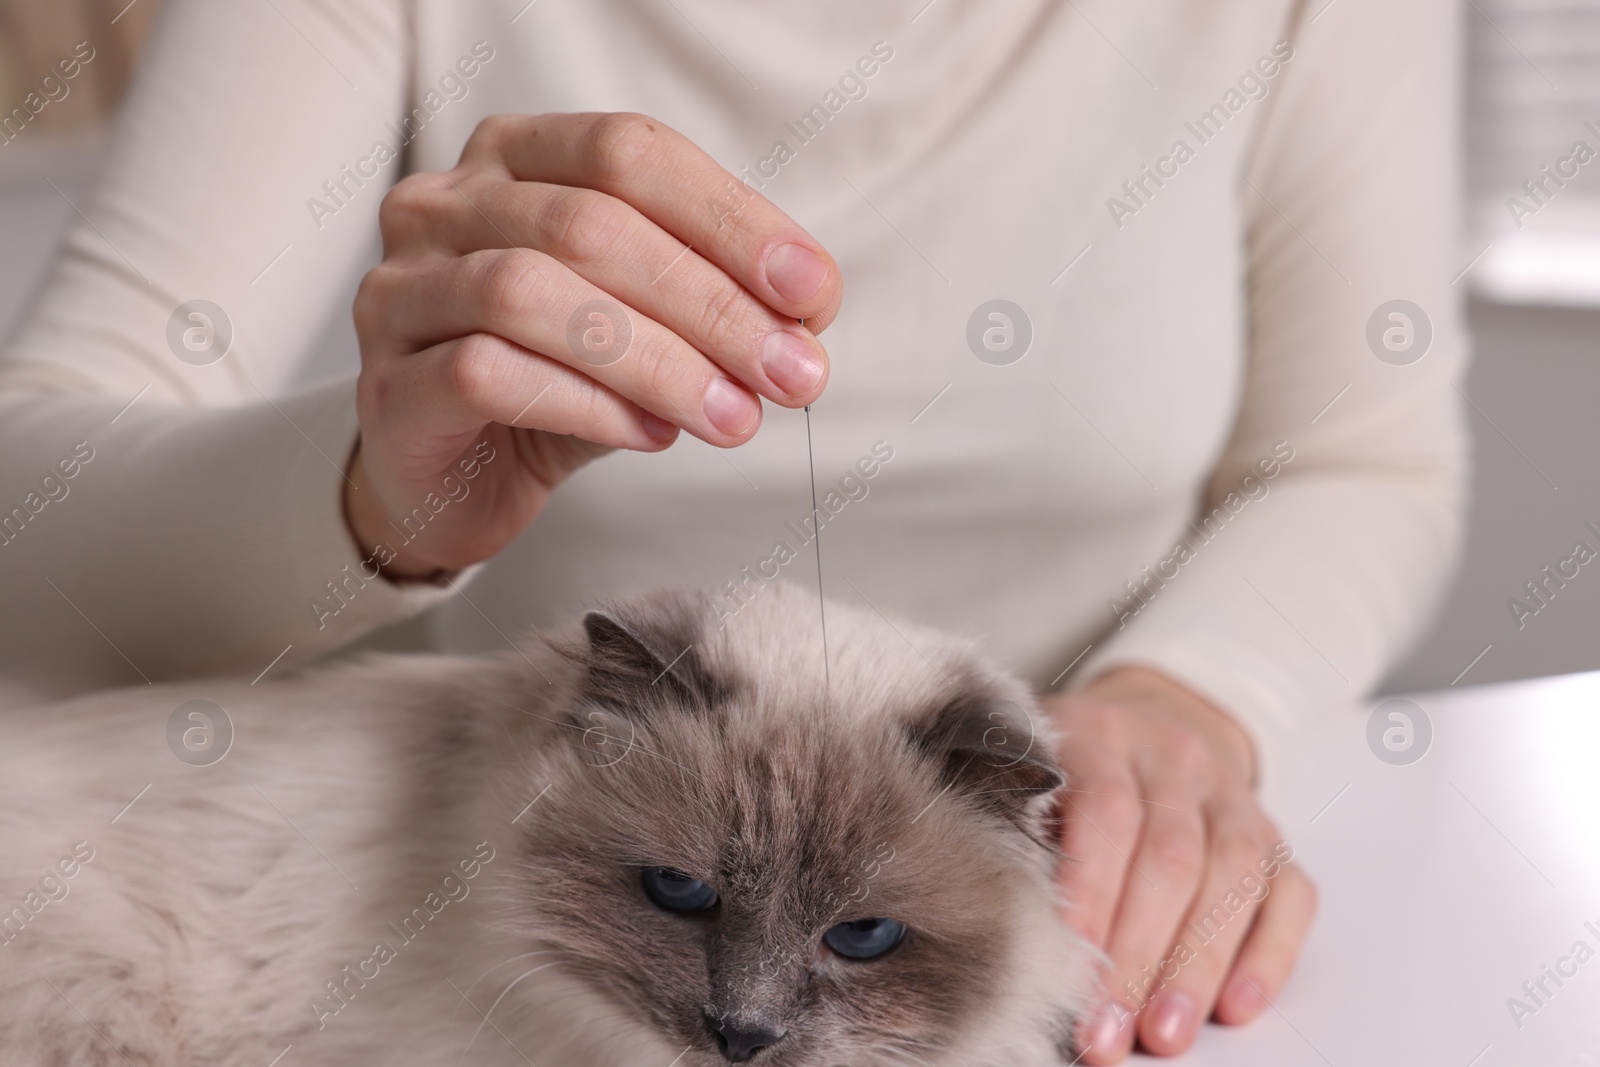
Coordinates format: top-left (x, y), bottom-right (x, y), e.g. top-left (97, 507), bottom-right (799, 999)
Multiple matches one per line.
top-left (0, 0), bottom-right (158, 132)
top-left (2, 0), bottom-right (1598, 695)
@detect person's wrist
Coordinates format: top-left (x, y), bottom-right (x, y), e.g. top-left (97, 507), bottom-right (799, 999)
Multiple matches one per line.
top-left (1077, 665), bottom-right (1258, 786)
top-left (341, 443), bottom-right (449, 584)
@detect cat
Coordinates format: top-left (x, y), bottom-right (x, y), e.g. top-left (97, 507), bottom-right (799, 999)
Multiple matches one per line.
top-left (0, 581), bottom-right (1096, 1066)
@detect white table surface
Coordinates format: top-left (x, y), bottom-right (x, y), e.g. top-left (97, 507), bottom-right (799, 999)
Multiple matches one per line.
top-left (1182, 672), bottom-right (1600, 1066)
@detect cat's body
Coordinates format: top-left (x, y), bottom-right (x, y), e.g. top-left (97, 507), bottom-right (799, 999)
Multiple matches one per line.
top-left (0, 583), bottom-right (1094, 1065)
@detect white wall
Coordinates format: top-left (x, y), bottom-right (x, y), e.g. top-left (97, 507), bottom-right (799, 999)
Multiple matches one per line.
top-left (1381, 300), bottom-right (1600, 692)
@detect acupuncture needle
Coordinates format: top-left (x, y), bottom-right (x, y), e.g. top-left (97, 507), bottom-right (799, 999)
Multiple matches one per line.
top-left (799, 317), bottom-right (830, 689)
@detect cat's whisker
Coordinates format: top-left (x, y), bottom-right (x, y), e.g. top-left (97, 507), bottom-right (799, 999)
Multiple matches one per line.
top-left (862, 1039), bottom-right (941, 1067)
top-left (593, 736), bottom-right (708, 783)
top-left (480, 692), bottom-right (581, 733)
top-left (965, 784), bottom-right (1057, 799)
top-left (498, 983), bottom-right (674, 1060)
top-left (461, 961), bottom-right (563, 1058)
top-left (452, 949), bottom-right (563, 1019)
top-left (900, 1039), bottom-right (982, 1067)
top-left (589, 1014), bottom-right (679, 1059)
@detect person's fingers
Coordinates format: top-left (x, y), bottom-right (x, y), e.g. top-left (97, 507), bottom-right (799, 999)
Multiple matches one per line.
top-left (1077, 795), bottom-right (1208, 1065)
top-left (1212, 861), bottom-right (1318, 1026)
top-left (462, 112), bottom-right (844, 327)
top-left (357, 249), bottom-right (765, 446)
top-left (1055, 762), bottom-right (1143, 949)
top-left (360, 331), bottom-right (677, 467)
top-left (1133, 814), bottom-right (1278, 1056)
top-left (404, 173), bottom-right (830, 407)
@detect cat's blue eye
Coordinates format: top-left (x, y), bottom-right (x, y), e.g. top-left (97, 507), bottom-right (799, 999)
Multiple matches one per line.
top-left (641, 866), bottom-right (718, 912)
top-left (822, 917), bottom-right (906, 960)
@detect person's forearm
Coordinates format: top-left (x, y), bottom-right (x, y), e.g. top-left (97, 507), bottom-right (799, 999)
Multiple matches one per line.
top-left (0, 0), bottom-right (420, 695)
top-left (1071, 470), bottom-right (1463, 793)
top-left (0, 386), bottom-right (455, 698)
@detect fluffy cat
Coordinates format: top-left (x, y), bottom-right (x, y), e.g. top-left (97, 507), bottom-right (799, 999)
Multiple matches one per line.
top-left (0, 582), bottom-right (1095, 1065)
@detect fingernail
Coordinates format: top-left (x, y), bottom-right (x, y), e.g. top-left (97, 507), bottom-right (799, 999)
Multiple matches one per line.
top-left (765, 243), bottom-right (827, 304)
top-left (761, 330), bottom-right (825, 397)
top-left (641, 411), bottom-right (677, 443)
top-left (703, 378), bottom-right (760, 437)
top-left (1224, 973), bottom-right (1268, 1019)
top-left (1146, 991), bottom-right (1197, 1050)
top-left (1080, 1000), bottom-right (1131, 1059)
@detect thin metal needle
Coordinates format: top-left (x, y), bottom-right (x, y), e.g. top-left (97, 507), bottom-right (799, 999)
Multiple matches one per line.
top-left (799, 319), bottom-right (830, 688)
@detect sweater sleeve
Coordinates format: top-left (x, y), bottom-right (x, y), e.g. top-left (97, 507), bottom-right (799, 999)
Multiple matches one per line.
top-left (0, 0), bottom-right (461, 698)
top-left (1069, 0), bottom-right (1470, 792)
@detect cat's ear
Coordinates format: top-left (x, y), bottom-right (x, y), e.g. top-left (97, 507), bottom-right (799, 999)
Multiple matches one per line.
top-left (909, 688), bottom-right (1064, 837)
top-left (577, 606), bottom-right (728, 712)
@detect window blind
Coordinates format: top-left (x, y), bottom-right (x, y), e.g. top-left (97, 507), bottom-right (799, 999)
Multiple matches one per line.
top-left (1468, 0), bottom-right (1600, 304)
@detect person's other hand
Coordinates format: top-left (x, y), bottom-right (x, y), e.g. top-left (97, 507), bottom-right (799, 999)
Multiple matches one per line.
top-left (1042, 667), bottom-right (1317, 1062)
top-left (346, 112), bottom-right (842, 579)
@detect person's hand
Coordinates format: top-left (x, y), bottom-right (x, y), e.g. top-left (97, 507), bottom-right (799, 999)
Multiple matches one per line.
top-left (1043, 667), bottom-right (1317, 1062)
top-left (345, 112), bottom-right (843, 579)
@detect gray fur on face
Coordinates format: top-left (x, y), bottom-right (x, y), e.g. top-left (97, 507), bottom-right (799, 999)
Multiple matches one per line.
top-left (504, 583), bottom-right (1094, 1066)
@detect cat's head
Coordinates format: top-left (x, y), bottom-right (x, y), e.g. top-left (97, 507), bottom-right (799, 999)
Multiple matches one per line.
top-left (499, 583), bottom-right (1093, 1067)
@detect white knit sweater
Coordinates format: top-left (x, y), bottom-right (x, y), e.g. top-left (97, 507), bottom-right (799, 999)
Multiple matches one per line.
top-left (0, 0), bottom-right (1468, 790)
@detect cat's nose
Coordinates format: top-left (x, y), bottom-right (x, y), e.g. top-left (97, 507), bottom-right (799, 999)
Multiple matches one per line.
top-left (706, 1013), bottom-right (786, 1062)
